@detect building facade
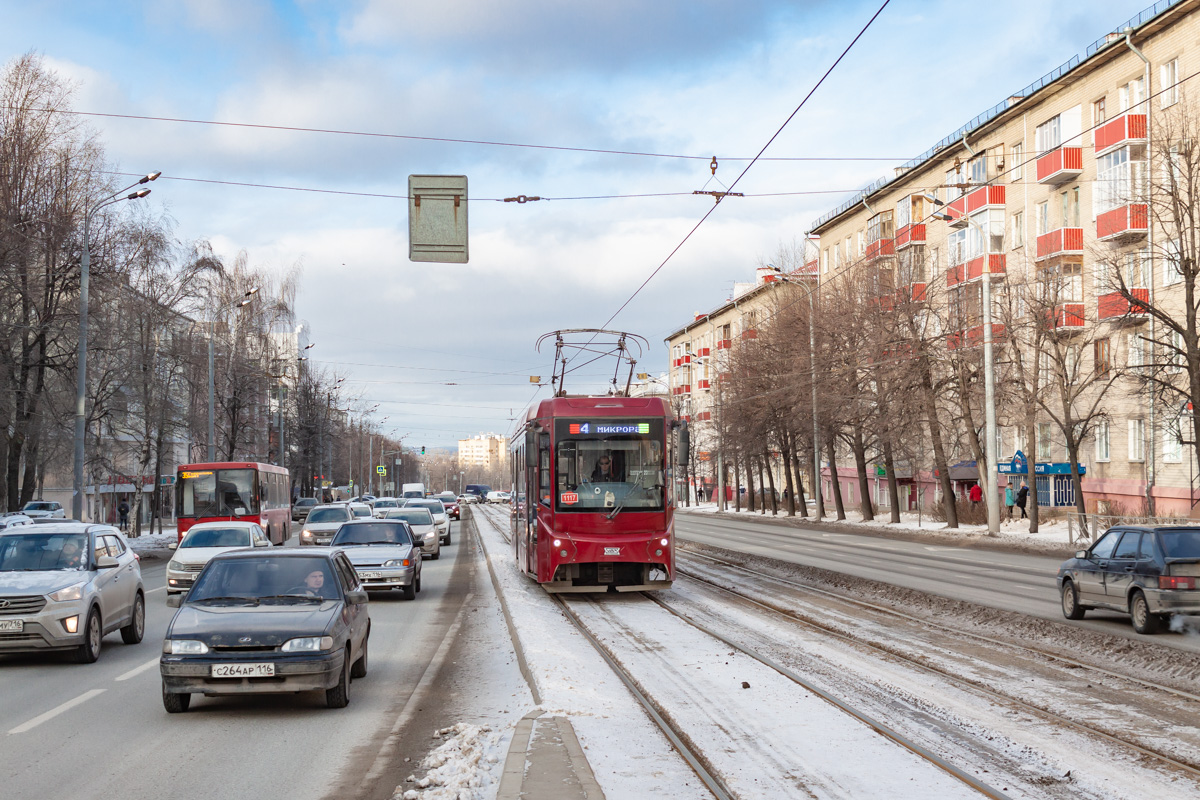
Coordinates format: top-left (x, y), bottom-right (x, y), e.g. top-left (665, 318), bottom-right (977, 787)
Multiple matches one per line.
top-left (458, 433), bottom-right (508, 471)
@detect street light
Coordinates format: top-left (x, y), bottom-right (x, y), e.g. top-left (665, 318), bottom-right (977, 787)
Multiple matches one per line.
top-left (73, 171), bottom-right (160, 521)
top-left (769, 267), bottom-right (825, 520)
top-left (929, 198), bottom-right (1000, 535)
top-left (208, 287), bottom-right (259, 462)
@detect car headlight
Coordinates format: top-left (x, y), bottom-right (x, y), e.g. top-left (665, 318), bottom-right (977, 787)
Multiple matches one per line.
top-left (281, 636), bottom-right (334, 652)
top-left (49, 582), bottom-right (86, 602)
top-left (301, 529), bottom-right (313, 538)
top-left (166, 639), bottom-right (209, 655)
top-left (167, 560), bottom-right (184, 572)
top-left (424, 531), bottom-right (435, 539)
top-left (383, 559), bottom-right (411, 568)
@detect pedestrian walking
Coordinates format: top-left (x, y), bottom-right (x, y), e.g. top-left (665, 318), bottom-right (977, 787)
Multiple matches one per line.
top-left (1004, 481), bottom-right (1015, 521)
top-left (1016, 481), bottom-right (1029, 520)
top-left (968, 482), bottom-right (983, 508)
top-left (117, 499), bottom-right (130, 531)
top-left (697, 486), bottom-right (705, 503)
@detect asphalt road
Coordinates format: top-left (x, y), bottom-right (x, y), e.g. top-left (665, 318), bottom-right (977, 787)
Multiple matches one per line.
top-left (675, 511), bottom-right (1200, 654)
top-left (0, 523), bottom-right (474, 800)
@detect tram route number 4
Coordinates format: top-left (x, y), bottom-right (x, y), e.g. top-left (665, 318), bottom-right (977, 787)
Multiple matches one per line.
top-left (409, 175), bottom-right (468, 264)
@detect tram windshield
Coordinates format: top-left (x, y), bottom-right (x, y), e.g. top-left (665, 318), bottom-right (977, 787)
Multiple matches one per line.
top-left (554, 418), bottom-right (665, 512)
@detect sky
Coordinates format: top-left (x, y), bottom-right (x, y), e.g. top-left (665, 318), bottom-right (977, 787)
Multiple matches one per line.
top-left (1, 0), bottom-right (1169, 447)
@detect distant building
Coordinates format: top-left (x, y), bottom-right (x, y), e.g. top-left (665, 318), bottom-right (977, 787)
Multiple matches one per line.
top-left (458, 433), bottom-right (508, 470)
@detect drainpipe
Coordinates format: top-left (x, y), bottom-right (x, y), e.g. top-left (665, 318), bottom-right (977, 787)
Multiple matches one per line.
top-left (961, 131), bottom-right (976, 157)
top-left (1126, 30), bottom-right (1156, 514)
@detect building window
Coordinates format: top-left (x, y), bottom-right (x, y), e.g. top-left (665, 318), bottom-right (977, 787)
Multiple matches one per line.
top-left (966, 208), bottom-right (1004, 260)
top-left (1036, 115), bottom-right (1061, 153)
top-left (1165, 422), bottom-right (1183, 463)
top-left (1096, 146), bottom-right (1146, 216)
top-left (1038, 422), bottom-right (1053, 461)
top-left (866, 211), bottom-right (894, 247)
top-left (1010, 142), bottom-right (1023, 181)
top-left (1037, 201), bottom-right (1050, 235)
top-left (946, 165), bottom-right (966, 200)
top-left (1161, 59), bottom-right (1179, 108)
top-left (822, 248), bottom-right (829, 273)
top-left (1096, 420), bottom-right (1111, 462)
top-left (1012, 211), bottom-right (1024, 248)
top-left (968, 152), bottom-right (987, 184)
top-left (1169, 329), bottom-right (1185, 373)
top-left (1070, 186), bottom-right (1081, 227)
top-left (1128, 333), bottom-right (1144, 368)
top-left (947, 228), bottom-right (966, 266)
top-left (1164, 239), bottom-right (1183, 286)
top-left (1129, 418), bottom-right (1146, 462)
top-left (1093, 96), bottom-right (1107, 125)
top-left (1119, 77), bottom-right (1145, 112)
top-left (1095, 338), bottom-right (1112, 376)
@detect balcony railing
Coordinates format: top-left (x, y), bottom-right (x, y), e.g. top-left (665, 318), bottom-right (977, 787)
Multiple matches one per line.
top-left (1035, 227), bottom-right (1084, 261)
top-left (716, 339), bottom-right (732, 350)
top-left (698, 379), bottom-right (711, 389)
top-left (696, 347), bottom-right (710, 357)
top-left (865, 238), bottom-right (894, 260)
top-left (946, 254), bottom-right (1006, 286)
top-left (1096, 203), bottom-right (1148, 241)
top-left (741, 329), bottom-right (758, 340)
top-left (944, 185), bottom-right (1005, 223)
top-left (672, 384), bottom-right (691, 396)
top-left (947, 323), bottom-right (1006, 350)
top-left (1048, 302), bottom-right (1086, 330)
top-left (895, 223), bottom-right (926, 250)
top-left (1098, 288), bottom-right (1149, 321)
top-left (1095, 113), bottom-right (1147, 156)
top-left (1036, 146), bottom-right (1083, 185)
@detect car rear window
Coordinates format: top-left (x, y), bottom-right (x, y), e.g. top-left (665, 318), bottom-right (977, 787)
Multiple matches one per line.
top-left (1160, 530), bottom-right (1200, 559)
top-left (332, 523), bottom-right (413, 546)
top-left (307, 507), bottom-right (350, 523)
top-left (388, 509), bottom-right (434, 525)
top-left (181, 527), bottom-right (251, 548)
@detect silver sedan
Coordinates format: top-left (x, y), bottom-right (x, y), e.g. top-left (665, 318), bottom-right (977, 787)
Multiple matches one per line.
top-left (330, 520), bottom-right (423, 599)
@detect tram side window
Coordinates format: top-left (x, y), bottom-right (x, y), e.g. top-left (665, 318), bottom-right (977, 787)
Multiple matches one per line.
top-left (539, 437), bottom-right (551, 505)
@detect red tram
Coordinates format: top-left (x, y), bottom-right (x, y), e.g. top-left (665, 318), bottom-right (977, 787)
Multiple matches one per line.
top-left (509, 395), bottom-right (686, 592)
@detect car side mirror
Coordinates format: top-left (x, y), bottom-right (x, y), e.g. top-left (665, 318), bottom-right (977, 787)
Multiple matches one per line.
top-left (167, 542), bottom-right (178, 551)
top-left (96, 555), bottom-right (118, 569)
top-left (346, 589), bottom-right (368, 605)
top-left (254, 539), bottom-right (269, 548)
top-left (166, 592), bottom-right (185, 608)
top-left (1075, 550), bottom-right (1089, 560)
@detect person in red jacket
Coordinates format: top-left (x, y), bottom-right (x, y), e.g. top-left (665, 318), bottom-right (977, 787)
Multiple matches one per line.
top-left (968, 482), bottom-right (983, 507)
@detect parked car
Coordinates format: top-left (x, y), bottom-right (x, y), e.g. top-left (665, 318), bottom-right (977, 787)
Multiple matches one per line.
top-left (292, 497), bottom-right (318, 523)
top-left (0, 513), bottom-right (33, 530)
top-left (300, 504), bottom-right (354, 546)
top-left (0, 523), bottom-right (145, 662)
top-left (331, 519), bottom-right (421, 599)
top-left (435, 493), bottom-right (460, 520)
top-left (1058, 525), bottom-right (1200, 634)
top-left (384, 508), bottom-right (440, 559)
top-left (166, 521), bottom-right (271, 598)
top-left (159, 548), bottom-right (370, 712)
top-left (20, 500), bottom-right (66, 519)
top-left (348, 503), bottom-right (374, 522)
top-left (369, 498), bottom-right (401, 518)
top-left (403, 499), bottom-right (451, 545)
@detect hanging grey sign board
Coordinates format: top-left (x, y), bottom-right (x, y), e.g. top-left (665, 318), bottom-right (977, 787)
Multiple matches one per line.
top-left (409, 174), bottom-right (468, 263)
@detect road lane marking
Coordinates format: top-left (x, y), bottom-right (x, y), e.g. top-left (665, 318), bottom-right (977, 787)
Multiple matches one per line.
top-left (8, 689), bottom-right (105, 734)
top-left (115, 657), bottom-right (161, 682)
top-left (145, 586), bottom-right (166, 594)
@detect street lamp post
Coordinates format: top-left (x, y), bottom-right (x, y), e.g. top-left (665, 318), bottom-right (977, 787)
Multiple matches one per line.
top-left (208, 287), bottom-right (259, 462)
top-left (73, 172), bottom-right (160, 521)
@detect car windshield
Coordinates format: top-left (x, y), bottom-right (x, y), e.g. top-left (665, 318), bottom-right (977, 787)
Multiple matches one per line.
top-left (407, 501), bottom-right (444, 514)
top-left (553, 418), bottom-right (665, 512)
top-left (373, 500), bottom-right (398, 509)
top-left (387, 509), bottom-right (433, 526)
top-left (22, 502), bottom-right (54, 511)
top-left (178, 468), bottom-right (260, 517)
top-left (188, 556), bottom-right (340, 602)
top-left (332, 523), bottom-right (413, 546)
top-left (307, 507), bottom-right (350, 524)
top-left (0, 533), bottom-right (89, 571)
top-left (296, 499), bottom-right (317, 507)
top-left (180, 527), bottom-right (251, 548)
top-left (351, 506), bottom-right (372, 518)
top-left (1160, 530), bottom-right (1200, 558)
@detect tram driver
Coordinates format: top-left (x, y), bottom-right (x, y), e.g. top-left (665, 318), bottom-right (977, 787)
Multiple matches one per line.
top-left (590, 452), bottom-right (624, 483)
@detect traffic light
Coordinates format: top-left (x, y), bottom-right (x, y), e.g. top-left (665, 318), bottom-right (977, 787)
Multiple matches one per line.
top-left (421, 446), bottom-right (426, 455)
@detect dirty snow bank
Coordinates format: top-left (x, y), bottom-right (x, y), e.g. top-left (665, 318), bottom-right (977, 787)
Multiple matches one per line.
top-left (396, 724), bottom-right (505, 800)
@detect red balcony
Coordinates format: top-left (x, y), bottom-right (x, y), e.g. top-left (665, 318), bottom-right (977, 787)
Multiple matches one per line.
top-left (907, 283), bottom-right (927, 303)
top-left (1036, 146), bottom-right (1083, 186)
top-left (682, 354), bottom-right (691, 364)
top-left (672, 384), bottom-right (691, 396)
top-left (965, 185), bottom-right (1005, 214)
top-left (1048, 303), bottom-right (1086, 330)
top-left (865, 238), bottom-right (894, 260)
top-left (696, 411), bottom-right (712, 422)
top-left (1098, 288), bottom-right (1149, 321)
top-left (741, 329), bottom-right (758, 340)
top-left (947, 323), bottom-right (1006, 350)
top-left (698, 379), bottom-right (711, 390)
top-left (895, 223), bottom-right (926, 249)
top-left (1097, 204), bottom-right (1148, 242)
top-left (949, 255), bottom-right (1006, 286)
top-left (716, 339), bottom-right (732, 350)
top-left (697, 347), bottom-right (710, 357)
top-left (1035, 227), bottom-right (1084, 261)
top-left (1095, 113), bottom-right (1147, 156)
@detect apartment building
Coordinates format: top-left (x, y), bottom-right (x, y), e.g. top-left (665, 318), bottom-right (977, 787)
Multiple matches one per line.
top-left (809, 0), bottom-right (1199, 516)
top-left (458, 433), bottom-right (508, 470)
top-left (665, 265), bottom-right (816, 498)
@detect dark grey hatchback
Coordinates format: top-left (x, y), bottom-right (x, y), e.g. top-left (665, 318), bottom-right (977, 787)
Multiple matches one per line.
top-left (1058, 526), bottom-right (1200, 634)
top-left (159, 548), bottom-right (370, 712)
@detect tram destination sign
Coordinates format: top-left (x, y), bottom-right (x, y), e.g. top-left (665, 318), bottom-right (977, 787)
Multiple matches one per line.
top-left (564, 421), bottom-right (652, 435)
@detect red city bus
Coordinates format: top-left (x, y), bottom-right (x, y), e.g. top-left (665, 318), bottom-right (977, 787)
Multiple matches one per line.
top-left (175, 462), bottom-right (292, 545)
top-left (510, 396), bottom-right (686, 592)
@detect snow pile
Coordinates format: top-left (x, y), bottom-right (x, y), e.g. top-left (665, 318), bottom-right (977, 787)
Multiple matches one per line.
top-left (395, 724), bottom-right (504, 800)
top-left (126, 529), bottom-right (177, 555)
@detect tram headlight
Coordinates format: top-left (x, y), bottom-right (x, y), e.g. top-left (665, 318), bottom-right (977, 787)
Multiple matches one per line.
top-left (553, 539), bottom-right (561, 547)
top-left (660, 538), bottom-right (669, 546)
top-left (560, 550), bottom-right (568, 557)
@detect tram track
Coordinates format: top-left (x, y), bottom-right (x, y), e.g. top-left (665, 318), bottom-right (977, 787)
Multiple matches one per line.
top-left (674, 547), bottom-right (1200, 784)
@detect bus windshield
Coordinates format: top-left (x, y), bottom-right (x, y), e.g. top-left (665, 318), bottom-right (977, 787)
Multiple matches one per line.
top-left (554, 418), bottom-right (665, 512)
top-left (178, 469), bottom-right (260, 518)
